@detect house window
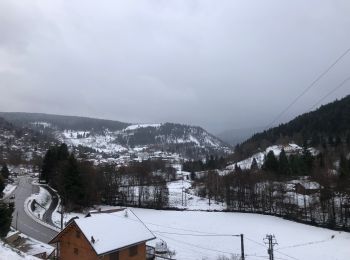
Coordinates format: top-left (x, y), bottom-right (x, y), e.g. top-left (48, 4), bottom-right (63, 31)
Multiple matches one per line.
top-left (76, 231), bottom-right (80, 238)
top-left (129, 245), bottom-right (138, 257)
top-left (110, 251), bottom-right (119, 260)
top-left (74, 248), bottom-right (79, 255)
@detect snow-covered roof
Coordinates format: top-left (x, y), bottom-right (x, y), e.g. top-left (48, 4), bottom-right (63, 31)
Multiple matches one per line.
top-left (52, 212), bottom-right (155, 256)
top-left (290, 179), bottom-right (321, 190)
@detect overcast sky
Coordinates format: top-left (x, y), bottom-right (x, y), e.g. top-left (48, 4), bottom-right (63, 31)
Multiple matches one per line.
top-left (0, 1), bottom-right (350, 133)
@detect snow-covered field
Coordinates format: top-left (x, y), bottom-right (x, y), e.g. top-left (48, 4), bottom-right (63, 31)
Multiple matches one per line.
top-left (130, 208), bottom-right (350, 260)
top-left (50, 205), bottom-right (350, 260)
top-left (168, 180), bottom-right (225, 211)
top-left (0, 242), bottom-right (38, 260)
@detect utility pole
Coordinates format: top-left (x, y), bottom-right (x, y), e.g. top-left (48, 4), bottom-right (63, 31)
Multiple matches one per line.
top-left (15, 211), bottom-right (18, 230)
top-left (264, 234), bottom-right (277, 260)
top-left (60, 209), bottom-right (63, 230)
top-left (58, 204), bottom-right (64, 230)
top-left (240, 234), bottom-right (245, 260)
top-left (181, 187), bottom-right (184, 207)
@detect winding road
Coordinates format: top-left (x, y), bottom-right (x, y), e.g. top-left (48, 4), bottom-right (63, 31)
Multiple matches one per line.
top-left (11, 176), bottom-right (59, 243)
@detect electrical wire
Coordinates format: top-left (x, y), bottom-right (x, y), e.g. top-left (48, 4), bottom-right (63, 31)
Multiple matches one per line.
top-left (156, 232), bottom-right (236, 255)
top-left (108, 210), bottom-right (241, 236)
top-left (274, 249), bottom-right (300, 260)
top-left (276, 236), bottom-right (333, 250)
top-left (152, 230), bottom-right (239, 237)
top-left (245, 236), bottom-right (268, 248)
top-left (266, 46), bottom-right (350, 129)
top-left (155, 232), bottom-right (214, 259)
top-left (309, 75), bottom-right (350, 111)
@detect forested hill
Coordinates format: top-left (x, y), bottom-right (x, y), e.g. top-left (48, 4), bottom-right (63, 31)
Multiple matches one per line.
top-left (0, 112), bottom-right (232, 159)
top-left (238, 95), bottom-right (350, 156)
top-left (0, 112), bottom-right (130, 132)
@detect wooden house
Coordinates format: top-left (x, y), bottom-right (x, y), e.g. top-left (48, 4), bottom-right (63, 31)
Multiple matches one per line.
top-left (294, 181), bottom-right (320, 195)
top-left (49, 212), bottom-right (155, 260)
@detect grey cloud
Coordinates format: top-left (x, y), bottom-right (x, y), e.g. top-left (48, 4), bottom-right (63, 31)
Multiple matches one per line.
top-left (0, 0), bottom-right (350, 133)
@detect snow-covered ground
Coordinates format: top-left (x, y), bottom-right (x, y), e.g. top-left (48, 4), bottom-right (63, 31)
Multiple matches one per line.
top-left (61, 130), bottom-right (128, 154)
top-left (125, 124), bottom-right (161, 131)
top-left (131, 208), bottom-right (350, 260)
top-left (52, 207), bottom-right (85, 229)
top-left (2, 184), bottom-right (16, 199)
top-left (51, 207), bottom-right (350, 260)
top-left (0, 242), bottom-right (39, 260)
top-left (168, 180), bottom-right (225, 211)
top-left (28, 187), bottom-right (52, 220)
top-left (226, 144), bottom-right (317, 172)
top-left (51, 180), bottom-right (224, 229)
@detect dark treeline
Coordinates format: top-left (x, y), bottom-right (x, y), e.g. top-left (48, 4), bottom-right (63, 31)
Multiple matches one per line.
top-left (41, 144), bottom-right (170, 211)
top-left (183, 155), bottom-right (226, 173)
top-left (100, 161), bottom-right (170, 209)
top-left (41, 144), bottom-right (99, 210)
top-left (202, 96), bottom-right (350, 230)
top-left (0, 163), bottom-right (14, 238)
top-left (0, 112), bottom-right (129, 132)
top-left (238, 95), bottom-right (350, 158)
top-left (194, 149), bottom-right (350, 231)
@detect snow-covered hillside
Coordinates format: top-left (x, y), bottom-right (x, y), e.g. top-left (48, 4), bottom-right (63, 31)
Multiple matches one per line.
top-left (0, 113), bottom-right (232, 160)
top-left (56, 123), bottom-right (231, 160)
top-left (226, 144), bottom-right (317, 171)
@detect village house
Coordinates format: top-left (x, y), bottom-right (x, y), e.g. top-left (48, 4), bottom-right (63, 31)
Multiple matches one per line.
top-left (293, 181), bottom-right (321, 195)
top-left (49, 211), bottom-right (155, 260)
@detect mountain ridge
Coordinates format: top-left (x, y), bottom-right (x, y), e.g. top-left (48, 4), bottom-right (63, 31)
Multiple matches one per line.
top-left (0, 112), bottom-right (231, 159)
top-left (237, 95), bottom-right (350, 157)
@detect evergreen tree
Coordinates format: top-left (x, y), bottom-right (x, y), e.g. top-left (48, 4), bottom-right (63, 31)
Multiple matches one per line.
top-left (289, 154), bottom-right (302, 175)
top-left (318, 152), bottom-right (325, 169)
top-left (346, 133), bottom-right (350, 147)
top-left (278, 149), bottom-right (289, 175)
top-left (301, 146), bottom-right (314, 174)
top-left (0, 202), bottom-right (13, 237)
top-left (263, 151), bottom-right (279, 172)
top-left (57, 143), bottom-right (69, 161)
top-left (339, 154), bottom-right (349, 179)
top-left (63, 154), bottom-right (85, 208)
top-left (250, 158), bottom-right (259, 171)
top-left (234, 164), bottom-right (242, 173)
top-left (40, 147), bottom-right (56, 183)
top-left (0, 175), bottom-right (5, 195)
top-left (0, 164), bottom-right (10, 179)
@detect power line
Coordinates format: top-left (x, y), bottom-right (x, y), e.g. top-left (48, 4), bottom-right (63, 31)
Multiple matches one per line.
top-left (245, 236), bottom-right (268, 248)
top-left (266, 46), bottom-right (350, 129)
top-left (245, 255), bottom-right (269, 259)
top-left (152, 230), bottom-right (239, 237)
top-left (309, 75), bottom-right (350, 111)
top-left (276, 237), bottom-right (333, 250)
top-left (145, 221), bottom-right (237, 236)
top-left (129, 209), bottom-right (156, 237)
top-left (110, 210), bottom-right (239, 236)
top-left (155, 233), bottom-right (214, 259)
top-left (274, 249), bottom-right (300, 260)
top-left (156, 232), bottom-right (236, 255)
